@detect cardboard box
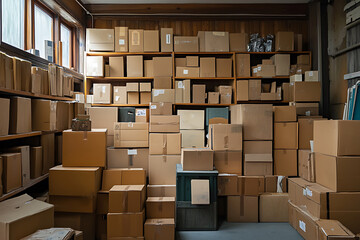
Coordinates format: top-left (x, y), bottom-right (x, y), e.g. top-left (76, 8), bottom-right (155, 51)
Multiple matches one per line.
top-left (144, 218), bottom-right (175, 240)
top-left (275, 32), bottom-right (294, 51)
top-left (236, 54), bottom-right (250, 77)
top-left (305, 71), bottom-right (318, 82)
top-left (109, 185), bottom-right (146, 213)
top-left (114, 122), bottom-right (149, 148)
top-left (216, 58), bottom-right (232, 77)
top-left (161, 28), bottom-right (173, 52)
top-left (9, 97), bottom-right (31, 134)
top-left (41, 133), bottom-right (55, 174)
top-left (214, 150), bottom-right (242, 175)
top-left (144, 30), bottom-right (159, 52)
top-left (273, 106), bottom-right (296, 123)
top-left (296, 64), bottom-right (311, 74)
top-left (109, 57), bottom-right (124, 77)
top-left (181, 148), bottom-right (213, 171)
top-left (265, 175), bottom-right (287, 193)
top-left (30, 146), bottom-right (42, 179)
top-left (208, 92), bottom-right (219, 104)
top-left (113, 86), bottom-right (127, 104)
top-left (248, 80), bottom-right (261, 100)
top-left (208, 124), bottom-right (242, 151)
top-left (21, 60), bottom-right (31, 92)
top-left (144, 60), bottom-right (153, 77)
top-left (149, 102), bottom-right (172, 115)
top-left (153, 57), bottom-right (172, 77)
top-left (0, 153), bottom-right (22, 193)
top-left (176, 67), bottom-right (199, 78)
top-left (93, 83), bottom-right (111, 104)
top-left (258, 64), bottom-right (275, 78)
top-left (152, 89), bottom-right (175, 103)
top-left (12, 57), bottom-right (21, 90)
top-left (115, 27), bottom-right (128, 52)
top-left (237, 176), bottom-right (265, 196)
top-left (128, 92), bottom-right (139, 104)
top-left (135, 108), bottom-right (149, 122)
top-left (149, 115), bottom-right (179, 133)
top-left (8, 146), bottom-right (30, 186)
top-left (107, 211), bottom-right (145, 238)
top-left (290, 102), bottom-right (320, 116)
top-left (54, 213), bottom-right (95, 240)
top-left (259, 193), bottom-right (289, 222)
top-left (274, 149), bottom-right (297, 176)
top-left (174, 36), bottom-right (199, 52)
top-left (86, 56), bottom-right (104, 77)
top-left (317, 220), bottom-right (356, 240)
top-left (62, 129), bottom-right (107, 167)
top-left (127, 55), bottom-right (143, 77)
top-left (86, 28), bottom-right (114, 52)
top-left (230, 33), bottom-right (248, 52)
top-left (289, 82), bottom-right (321, 102)
top-left (180, 129), bottom-right (205, 148)
top-left (273, 54), bottom-right (290, 76)
top-left (290, 74), bottom-right (303, 83)
top-left (50, 195), bottom-right (97, 214)
top-left (186, 56), bottom-right (199, 67)
top-left (140, 82), bottom-right (151, 92)
top-left (102, 169), bottom-right (146, 191)
top-left (204, 31), bottom-right (229, 52)
top-left (218, 174), bottom-right (238, 196)
top-left (154, 76), bottom-right (172, 89)
top-left (298, 150), bottom-right (315, 182)
top-left (282, 83), bottom-right (290, 102)
top-left (129, 29), bottom-right (144, 52)
top-left (4, 54), bottom-right (14, 89)
top-left (175, 58), bottom-right (186, 67)
top-left (191, 179), bottom-right (210, 204)
top-left (294, 34), bottom-right (303, 51)
top-left (197, 31), bottom-right (205, 51)
top-left (55, 101), bottom-right (69, 131)
top-left (178, 110), bottom-right (204, 130)
top-left (175, 80), bottom-right (191, 103)
top-left (107, 148), bottom-right (149, 174)
top-left (105, 63), bottom-right (110, 77)
top-left (216, 85), bottom-right (232, 104)
top-left (31, 99), bottom-right (56, 131)
top-left (0, 194), bottom-right (54, 240)
top-left (127, 83), bottom-right (139, 92)
top-left (237, 80), bottom-right (249, 101)
top-left (192, 84), bottom-right (206, 104)
top-left (297, 54), bottom-right (310, 65)
top-left (227, 196), bottom-right (258, 222)
top-left (230, 104), bottom-right (273, 140)
top-left (149, 155), bottom-right (181, 185)
top-left (298, 117), bottom-right (325, 149)
top-left (146, 197), bottom-right (175, 218)
top-left (199, 57), bottom-right (215, 77)
top-left (243, 141), bottom-right (272, 176)
top-left (274, 122), bottom-right (298, 149)
top-left (149, 133), bottom-right (181, 155)
top-left (88, 107), bottom-right (117, 138)
top-left (147, 185), bottom-right (176, 197)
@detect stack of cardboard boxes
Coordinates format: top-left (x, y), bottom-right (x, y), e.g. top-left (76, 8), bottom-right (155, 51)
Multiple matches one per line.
top-left (178, 110), bottom-right (205, 148)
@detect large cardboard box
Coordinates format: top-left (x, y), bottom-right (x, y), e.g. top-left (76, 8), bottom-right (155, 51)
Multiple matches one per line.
top-left (237, 176), bottom-right (265, 196)
top-left (204, 31), bottom-right (229, 52)
top-left (236, 54), bottom-right (250, 77)
top-left (107, 148), bottom-right (148, 174)
top-left (149, 102), bottom-right (172, 115)
top-left (298, 117), bottom-right (325, 149)
top-left (114, 122), bottom-right (149, 148)
top-left (192, 84), bottom-right (206, 104)
top-left (109, 185), bottom-right (146, 213)
top-left (149, 155), bottom-right (181, 185)
top-left (0, 194), bottom-right (54, 240)
top-left (31, 99), bottom-right (56, 131)
top-left (180, 129), bottom-right (204, 148)
top-left (85, 56), bottom-right (104, 77)
top-left (230, 104), bottom-right (273, 140)
top-left (161, 28), bottom-right (173, 52)
top-left (54, 212), bottom-right (95, 240)
top-left (86, 28), bottom-right (114, 52)
top-left (107, 211), bottom-right (145, 238)
top-left (273, 54), bottom-right (290, 76)
top-left (153, 57), bottom-right (172, 77)
top-left (115, 27), bottom-right (128, 52)
top-left (197, 31), bottom-right (205, 52)
top-left (227, 196), bottom-right (258, 222)
top-left (259, 193), bottom-right (289, 222)
top-left (109, 57), bottom-right (124, 77)
top-left (147, 185), bottom-right (176, 198)
top-left (317, 220), bottom-right (356, 240)
top-left (174, 36), bottom-right (199, 52)
top-left (144, 30), bottom-right (159, 52)
top-left (0, 98), bottom-right (10, 136)
top-left (243, 141), bottom-right (272, 176)
top-left (208, 124), bottom-right (242, 151)
top-left (248, 80), bottom-right (261, 100)
top-left (93, 83), bottom-right (111, 104)
top-left (144, 218), bottom-right (175, 240)
top-left (314, 120), bottom-right (360, 156)
top-left (9, 97), bottom-right (31, 134)
top-left (146, 197), bottom-right (175, 218)
top-left (273, 106), bottom-right (296, 123)
top-left (289, 82), bottom-right (321, 102)
top-left (274, 122), bottom-right (298, 149)
top-left (214, 150), bottom-right (242, 175)
top-left (298, 150), bottom-right (315, 182)
top-left (129, 29), bottom-right (144, 52)
top-left (274, 149), bottom-right (297, 176)
top-left (181, 148), bottom-right (213, 171)
top-left (127, 55), bottom-right (143, 77)
top-left (178, 110), bottom-right (204, 130)
top-left (176, 67), bottom-right (199, 78)
top-left (237, 80), bottom-right (249, 101)
top-left (275, 32), bottom-right (294, 51)
top-left (149, 133), bottom-right (181, 155)
top-left (30, 146), bottom-right (42, 179)
top-left (62, 129), bottom-right (107, 167)
top-left (154, 76), bottom-right (171, 89)
top-left (152, 89), bottom-right (175, 103)
top-left (230, 33), bottom-right (248, 52)
top-left (0, 153), bottom-right (22, 193)
top-left (8, 146), bottom-right (30, 186)
top-left (149, 115), bottom-right (179, 133)
top-left (102, 169), bottom-right (146, 190)
top-left (200, 57), bottom-right (215, 77)
top-left (216, 58), bottom-right (232, 77)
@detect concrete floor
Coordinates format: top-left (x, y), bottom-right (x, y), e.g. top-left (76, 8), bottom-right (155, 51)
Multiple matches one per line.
top-left (177, 222), bottom-right (304, 240)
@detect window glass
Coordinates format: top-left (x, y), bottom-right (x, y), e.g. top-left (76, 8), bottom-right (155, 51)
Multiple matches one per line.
top-left (61, 24), bottom-right (71, 68)
top-left (2, 0), bottom-right (25, 49)
top-left (34, 5), bottom-right (53, 59)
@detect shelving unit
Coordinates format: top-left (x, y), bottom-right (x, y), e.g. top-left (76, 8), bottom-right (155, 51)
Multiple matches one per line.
top-left (0, 88), bottom-right (75, 101)
top-left (0, 131), bottom-right (42, 142)
top-left (92, 103), bottom-right (149, 107)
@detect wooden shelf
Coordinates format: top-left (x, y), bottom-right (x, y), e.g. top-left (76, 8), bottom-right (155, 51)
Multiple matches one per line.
top-left (174, 77), bottom-right (234, 80)
top-left (86, 52), bottom-right (172, 56)
top-left (235, 51), bottom-right (311, 55)
top-left (237, 100), bottom-right (289, 104)
top-left (0, 131), bottom-right (42, 142)
top-left (92, 103), bottom-right (149, 107)
top-left (174, 103), bottom-right (232, 107)
top-left (87, 77), bottom-right (153, 81)
top-left (0, 174), bottom-right (49, 202)
top-left (0, 88), bottom-right (75, 101)
top-left (236, 76), bottom-right (289, 79)
top-left (174, 52), bottom-right (234, 55)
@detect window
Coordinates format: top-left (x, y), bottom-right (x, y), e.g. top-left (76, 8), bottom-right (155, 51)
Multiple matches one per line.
top-left (34, 4), bottom-right (53, 59)
top-left (61, 23), bottom-right (71, 68)
top-left (1, 0), bottom-right (25, 49)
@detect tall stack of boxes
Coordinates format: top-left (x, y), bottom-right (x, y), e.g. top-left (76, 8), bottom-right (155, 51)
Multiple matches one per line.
top-left (178, 110), bottom-right (205, 148)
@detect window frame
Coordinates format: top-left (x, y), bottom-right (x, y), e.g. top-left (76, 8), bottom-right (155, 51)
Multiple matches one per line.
top-left (60, 19), bottom-right (74, 68)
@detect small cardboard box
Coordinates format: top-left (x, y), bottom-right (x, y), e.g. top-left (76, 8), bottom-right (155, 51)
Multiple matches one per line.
top-left (93, 83), bottom-right (111, 104)
top-left (237, 80), bottom-right (249, 101)
top-left (149, 155), bottom-right (181, 185)
top-left (191, 179), bottom-right (210, 204)
top-left (230, 33), bottom-right (248, 52)
top-left (259, 193), bottom-right (289, 222)
top-left (113, 86), bottom-right (127, 104)
top-left (0, 153), bottom-right (22, 193)
top-left (86, 28), bottom-right (114, 52)
top-left (149, 102), bottom-right (172, 115)
top-left (273, 106), bottom-right (297, 122)
top-left (153, 57), bottom-right (172, 77)
top-left (107, 211), bottom-right (145, 238)
top-left (227, 196), bottom-right (258, 222)
top-left (243, 141), bottom-right (272, 176)
top-left (107, 148), bottom-right (149, 174)
top-left (127, 55), bottom-right (143, 77)
top-left (140, 92), bottom-right (151, 104)
top-left (152, 89), bottom-right (175, 103)
top-left (115, 27), bottom-right (128, 52)
top-left (181, 148), bottom-right (213, 171)
top-left (135, 108), bottom-right (149, 122)
top-left (297, 54), bottom-right (310, 65)
top-left (176, 67), bottom-right (200, 78)
top-left (290, 74), bottom-right (303, 83)
top-left (216, 58), bottom-right (232, 77)
top-left (200, 57), bottom-right (215, 77)
top-left (275, 31), bottom-right (294, 51)
top-left (236, 54), bottom-right (250, 77)
top-left (31, 99), bottom-right (56, 131)
top-left (208, 92), bottom-right (219, 104)
top-left (8, 146), bottom-right (30, 186)
top-left (85, 56), bottom-right (104, 77)
top-left (9, 97), bottom-right (32, 134)
top-left (129, 29), bottom-right (144, 52)
top-left (274, 122), bottom-right (298, 149)
top-left (175, 80), bottom-right (191, 103)
top-left (102, 168), bottom-right (146, 190)
top-left (114, 122), bottom-right (149, 148)
top-left (149, 133), bottom-right (181, 155)
top-left (192, 84), bottom-right (206, 104)
top-left (144, 60), bottom-right (154, 77)
top-left (88, 107), bottom-right (118, 136)
top-left (175, 58), bottom-right (186, 67)
top-left (180, 129), bottom-right (205, 148)
top-left (178, 109), bottom-right (204, 130)
top-left (248, 80), bottom-right (261, 100)
top-left (147, 185), bottom-right (176, 198)
top-left (149, 115), bottom-right (180, 133)
top-left (109, 57), bottom-right (124, 77)
top-left (174, 36), bottom-right (199, 52)
top-left (289, 82), bottom-right (321, 102)
top-left (273, 54), bottom-right (290, 76)
top-left (258, 64), bottom-right (275, 78)
top-left (140, 82), bottom-right (151, 92)
top-left (305, 71), bottom-right (319, 82)
top-left (186, 56), bottom-right (199, 67)
top-left (109, 185), bottom-right (146, 213)
top-left (216, 85), bottom-right (232, 104)
top-left (298, 116), bottom-right (326, 149)
top-left (154, 76), bottom-right (172, 89)
top-left (146, 197), bottom-right (175, 218)
top-left (274, 149), bottom-right (298, 176)
top-left (144, 30), bottom-right (159, 52)
top-left (161, 28), bottom-right (173, 52)
top-left (145, 218), bottom-right (175, 240)
top-left (214, 150), bottom-right (242, 175)
top-left (30, 146), bottom-right (42, 179)
top-left (204, 31), bottom-right (229, 52)
top-left (208, 124), bottom-right (242, 151)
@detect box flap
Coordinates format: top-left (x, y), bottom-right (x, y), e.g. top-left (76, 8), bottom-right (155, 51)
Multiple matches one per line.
top-left (317, 220), bottom-right (353, 237)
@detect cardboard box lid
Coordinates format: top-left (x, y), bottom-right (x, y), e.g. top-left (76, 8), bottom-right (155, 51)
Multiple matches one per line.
top-left (146, 197), bottom-right (175, 203)
top-left (114, 122), bottom-right (149, 130)
top-left (110, 185), bottom-right (145, 192)
top-left (145, 218), bottom-right (175, 225)
top-left (317, 220), bottom-right (355, 238)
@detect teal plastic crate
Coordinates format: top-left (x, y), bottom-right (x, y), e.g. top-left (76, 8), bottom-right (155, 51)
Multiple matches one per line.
top-left (205, 107), bottom-right (229, 127)
top-left (176, 164), bottom-right (218, 203)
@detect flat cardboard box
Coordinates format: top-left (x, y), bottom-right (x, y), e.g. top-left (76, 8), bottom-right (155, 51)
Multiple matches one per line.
top-left (153, 57), bottom-right (172, 77)
top-left (236, 54), bottom-right (251, 77)
top-left (218, 174), bottom-right (238, 196)
top-left (298, 116), bottom-right (326, 149)
top-left (107, 148), bottom-right (149, 174)
top-left (4, 54), bottom-right (14, 90)
top-left (12, 57), bottom-right (22, 91)
top-left (243, 141), bottom-right (272, 176)
top-left (55, 101), bottom-right (69, 131)
top-left (216, 58), bottom-right (232, 77)
top-left (88, 107), bottom-right (117, 136)
top-left (248, 80), bottom-right (261, 100)
top-left (273, 106), bottom-right (297, 122)
top-left (176, 67), bottom-right (199, 78)
top-left (152, 89), bottom-right (175, 103)
top-left (208, 92), bottom-right (219, 104)
top-left (186, 56), bottom-right (199, 67)
top-left (30, 146), bottom-right (42, 179)
top-left (93, 83), bottom-right (111, 104)
top-left (317, 220), bottom-right (356, 240)
top-left (0, 98), bottom-right (9, 136)
top-left (128, 92), bottom-right (139, 104)
top-left (298, 150), bottom-right (315, 182)
top-left (0, 153), bottom-right (22, 193)
top-left (21, 60), bottom-right (31, 92)
top-left (135, 108), bottom-right (149, 122)
top-left (41, 133), bottom-right (55, 174)
top-left (114, 122), bottom-right (149, 148)
top-left (49, 195), bottom-right (96, 213)
top-left (8, 146), bottom-right (30, 186)
top-left (127, 55), bottom-right (143, 77)
top-left (208, 124), bottom-right (242, 151)
top-left (181, 148), bottom-right (213, 171)
top-left (107, 211), bottom-right (145, 238)
top-left (174, 36), bottom-right (199, 52)
top-left (178, 110), bottom-right (204, 130)
top-left (230, 104), bottom-right (273, 141)
top-left (265, 175), bottom-right (287, 193)
top-left (9, 97), bottom-right (31, 134)
top-left (259, 193), bottom-right (289, 222)
top-left (54, 212), bottom-right (95, 240)
top-left (86, 28), bottom-right (114, 52)
top-left (147, 185), bottom-right (176, 197)
top-left (115, 27), bottom-right (128, 52)
top-left (149, 155), bottom-right (181, 185)
top-left (314, 120), bottom-right (360, 156)
top-left (274, 149), bottom-right (298, 176)
top-left (113, 86), bottom-right (127, 104)
top-left (191, 180), bottom-right (210, 204)
top-left (214, 151), bottom-right (242, 175)
top-left (144, 60), bottom-right (154, 77)
top-left (144, 30), bottom-right (159, 52)
top-left (86, 56), bottom-right (103, 77)
top-left (289, 82), bottom-right (321, 102)
top-left (180, 129), bottom-right (205, 148)
top-left (149, 133), bottom-right (181, 155)
top-left (102, 169), bottom-right (146, 190)
top-left (109, 185), bottom-right (146, 213)
top-left (146, 197), bottom-right (175, 218)
top-left (129, 29), bottom-right (144, 52)
top-left (274, 122), bottom-right (298, 149)
top-left (204, 31), bottom-right (229, 52)
top-left (109, 57), bottom-right (124, 77)
top-left (275, 31), bottom-right (294, 51)
top-left (237, 176), bottom-right (265, 196)
top-left (144, 218), bottom-right (175, 240)
top-left (154, 76), bottom-right (172, 89)
top-left (237, 80), bottom-right (249, 101)
top-left (192, 84), bottom-right (206, 104)
top-left (149, 102), bottom-right (172, 115)
top-left (161, 28), bottom-right (173, 52)
top-left (149, 115), bottom-right (179, 133)
top-left (273, 54), bottom-right (290, 76)
top-left (227, 196), bottom-right (258, 222)
top-left (305, 71), bottom-right (319, 82)
top-left (62, 129), bottom-right (107, 167)
top-left (0, 194), bottom-right (54, 240)
top-left (31, 99), bottom-right (56, 131)
top-left (230, 33), bottom-right (248, 52)
top-left (200, 57), bottom-right (215, 77)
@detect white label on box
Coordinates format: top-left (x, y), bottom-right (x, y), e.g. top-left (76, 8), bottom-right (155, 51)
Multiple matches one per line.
top-left (115, 96), bottom-right (120, 101)
top-left (128, 149), bottom-right (137, 155)
top-left (119, 39), bottom-right (125, 45)
top-left (127, 122), bottom-right (134, 128)
top-left (309, 71), bottom-right (313, 76)
top-left (303, 189), bottom-right (307, 196)
top-left (306, 188), bottom-right (313, 197)
top-left (183, 69), bottom-right (189, 75)
top-left (178, 81), bottom-right (184, 89)
top-left (115, 88), bottom-right (119, 93)
top-left (102, 86), bottom-right (106, 93)
top-left (166, 34), bottom-right (171, 44)
top-left (153, 89), bottom-right (165, 96)
top-left (213, 32), bottom-right (225, 36)
top-left (258, 66), bottom-right (261, 71)
top-left (299, 220), bottom-right (306, 232)
top-left (150, 105), bottom-right (157, 109)
top-left (136, 109), bottom-right (146, 116)
top-left (253, 68), bottom-right (258, 73)
top-left (305, 111), bottom-right (311, 116)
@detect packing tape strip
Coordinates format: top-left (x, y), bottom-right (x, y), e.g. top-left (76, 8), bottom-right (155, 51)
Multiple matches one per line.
top-left (162, 134), bottom-right (167, 155)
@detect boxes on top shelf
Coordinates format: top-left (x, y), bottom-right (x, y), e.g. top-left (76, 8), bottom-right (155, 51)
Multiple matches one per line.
top-left (86, 28), bottom-right (114, 52)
